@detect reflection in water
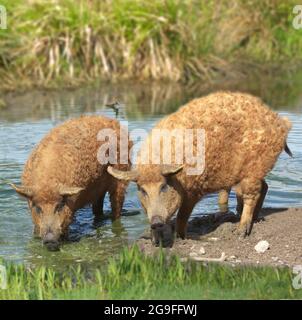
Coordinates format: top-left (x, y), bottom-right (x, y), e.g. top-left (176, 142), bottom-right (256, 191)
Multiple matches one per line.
top-left (2, 69), bottom-right (302, 123)
top-left (0, 72), bottom-right (302, 270)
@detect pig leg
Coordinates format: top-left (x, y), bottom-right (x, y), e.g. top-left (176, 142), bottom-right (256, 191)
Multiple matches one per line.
top-left (252, 180), bottom-right (268, 221)
top-left (176, 199), bottom-right (196, 239)
top-left (218, 189), bottom-right (230, 213)
top-left (109, 181), bottom-right (126, 220)
top-left (234, 184), bottom-right (243, 215)
top-left (92, 192), bottom-right (106, 218)
top-left (237, 178), bottom-right (262, 237)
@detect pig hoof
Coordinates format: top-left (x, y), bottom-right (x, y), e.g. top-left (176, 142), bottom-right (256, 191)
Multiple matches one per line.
top-left (176, 233), bottom-right (186, 240)
top-left (234, 226), bottom-right (248, 239)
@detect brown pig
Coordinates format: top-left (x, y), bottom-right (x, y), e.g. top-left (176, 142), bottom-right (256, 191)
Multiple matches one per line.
top-left (108, 91), bottom-right (292, 247)
top-left (11, 115), bottom-right (130, 250)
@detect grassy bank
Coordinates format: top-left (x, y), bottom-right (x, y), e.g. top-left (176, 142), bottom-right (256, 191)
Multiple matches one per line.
top-left (0, 246), bottom-right (301, 300)
top-left (0, 0), bottom-right (301, 91)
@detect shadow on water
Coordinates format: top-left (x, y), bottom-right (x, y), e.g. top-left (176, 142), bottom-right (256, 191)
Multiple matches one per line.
top-left (0, 68), bottom-right (302, 270)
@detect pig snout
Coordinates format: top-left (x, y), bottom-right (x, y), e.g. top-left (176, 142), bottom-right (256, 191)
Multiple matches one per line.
top-left (42, 232), bottom-right (60, 251)
top-left (151, 216), bottom-right (174, 248)
top-left (151, 216), bottom-right (165, 229)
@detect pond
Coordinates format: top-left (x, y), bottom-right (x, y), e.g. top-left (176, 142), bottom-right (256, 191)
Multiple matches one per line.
top-left (0, 73), bottom-right (302, 270)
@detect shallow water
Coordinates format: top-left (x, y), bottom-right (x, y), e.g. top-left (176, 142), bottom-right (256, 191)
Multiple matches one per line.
top-left (0, 76), bottom-right (301, 269)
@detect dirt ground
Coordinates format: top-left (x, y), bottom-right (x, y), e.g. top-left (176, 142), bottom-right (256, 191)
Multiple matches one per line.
top-left (136, 207), bottom-right (302, 267)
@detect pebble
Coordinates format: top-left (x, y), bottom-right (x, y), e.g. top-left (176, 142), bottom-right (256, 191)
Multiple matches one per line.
top-left (209, 237), bottom-right (219, 241)
top-left (254, 240), bottom-right (270, 253)
top-left (199, 246), bottom-right (206, 255)
top-left (272, 257), bottom-right (278, 262)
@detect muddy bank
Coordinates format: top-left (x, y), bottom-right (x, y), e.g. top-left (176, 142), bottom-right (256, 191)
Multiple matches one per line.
top-left (137, 207), bottom-right (302, 267)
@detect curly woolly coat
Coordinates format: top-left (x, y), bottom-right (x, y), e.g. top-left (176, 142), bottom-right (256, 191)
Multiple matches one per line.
top-left (143, 91), bottom-right (291, 191)
top-left (13, 115), bottom-right (130, 243)
top-left (109, 91), bottom-right (292, 241)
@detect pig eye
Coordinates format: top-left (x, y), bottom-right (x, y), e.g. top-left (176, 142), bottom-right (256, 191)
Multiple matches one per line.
top-left (33, 205), bottom-right (42, 215)
top-left (138, 186), bottom-right (147, 197)
top-left (160, 183), bottom-right (168, 193)
top-left (54, 201), bottom-right (65, 213)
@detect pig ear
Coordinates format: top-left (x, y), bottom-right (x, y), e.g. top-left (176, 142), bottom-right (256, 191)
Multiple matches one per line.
top-left (161, 164), bottom-right (184, 177)
top-left (59, 186), bottom-right (84, 196)
top-left (107, 166), bottom-right (138, 181)
top-left (9, 183), bottom-right (34, 198)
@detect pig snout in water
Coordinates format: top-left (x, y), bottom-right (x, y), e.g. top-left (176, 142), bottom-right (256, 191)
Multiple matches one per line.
top-left (42, 232), bottom-right (60, 251)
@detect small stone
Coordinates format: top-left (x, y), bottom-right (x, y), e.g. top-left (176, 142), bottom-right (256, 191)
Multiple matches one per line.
top-left (209, 237), bottom-right (219, 241)
top-left (229, 255), bottom-right (237, 260)
top-left (199, 246), bottom-right (206, 255)
top-left (235, 259), bottom-right (241, 263)
top-left (254, 240), bottom-right (270, 253)
top-left (272, 257), bottom-right (278, 262)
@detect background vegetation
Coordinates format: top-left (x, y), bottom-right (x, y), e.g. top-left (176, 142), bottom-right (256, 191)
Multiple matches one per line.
top-left (0, 0), bottom-right (301, 91)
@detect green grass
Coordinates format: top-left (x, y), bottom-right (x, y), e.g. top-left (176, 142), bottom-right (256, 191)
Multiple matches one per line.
top-left (0, 246), bottom-right (301, 300)
top-left (0, 0), bottom-right (302, 91)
